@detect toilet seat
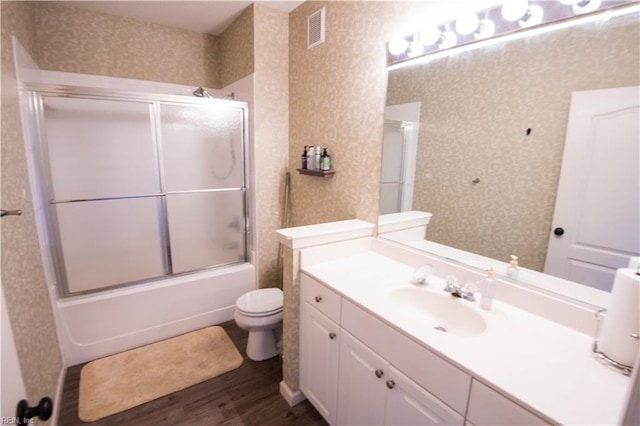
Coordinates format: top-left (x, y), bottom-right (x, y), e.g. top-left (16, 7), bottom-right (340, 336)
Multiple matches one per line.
top-left (235, 288), bottom-right (283, 317)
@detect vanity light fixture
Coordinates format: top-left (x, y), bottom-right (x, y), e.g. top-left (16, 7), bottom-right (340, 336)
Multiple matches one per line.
top-left (501, 0), bottom-right (531, 21)
top-left (387, 0), bottom-right (638, 69)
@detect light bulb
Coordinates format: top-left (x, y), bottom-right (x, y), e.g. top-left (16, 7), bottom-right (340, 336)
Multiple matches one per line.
top-left (418, 26), bottom-right (441, 46)
top-left (437, 31), bottom-right (457, 50)
top-left (572, 0), bottom-right (602, 14)
top-left (388, 36), bottom-right (408, 55)
top-left (519, 4), bottom-right (544, 27)
top-left (455, 13), bottom-right (480, 35)
top-left (474, 19), bottom-right (496, 39)
top-left (502, 0), bottom-right (529, 21)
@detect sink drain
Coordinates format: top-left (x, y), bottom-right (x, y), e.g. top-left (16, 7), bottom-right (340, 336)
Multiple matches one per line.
top-left (434, 326), bottom-right (447, 333)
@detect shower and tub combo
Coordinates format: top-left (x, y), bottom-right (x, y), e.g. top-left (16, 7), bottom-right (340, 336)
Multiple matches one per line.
top-left (18, 70), bottom-right (278, 364)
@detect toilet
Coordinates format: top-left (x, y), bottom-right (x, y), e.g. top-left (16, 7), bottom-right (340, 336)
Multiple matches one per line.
top-left (234, 288), bottom-right (283, 361)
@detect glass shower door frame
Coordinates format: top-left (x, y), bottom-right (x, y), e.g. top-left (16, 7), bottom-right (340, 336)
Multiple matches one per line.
top-left (21, 83), bottom-right (250, 298)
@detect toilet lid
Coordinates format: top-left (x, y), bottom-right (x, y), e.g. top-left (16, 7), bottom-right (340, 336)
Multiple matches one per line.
top-left (236, 288), bottom-right (283, 315)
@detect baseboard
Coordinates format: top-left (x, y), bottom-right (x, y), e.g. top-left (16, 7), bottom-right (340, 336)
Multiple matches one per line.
top-left (50, 363), bottom-right (67, 426)
top-left (279, 380), bottom-right (306, 407)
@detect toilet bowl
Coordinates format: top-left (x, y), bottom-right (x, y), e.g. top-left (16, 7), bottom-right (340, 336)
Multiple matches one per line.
top-left (234, 288), bottom-right (283, 361)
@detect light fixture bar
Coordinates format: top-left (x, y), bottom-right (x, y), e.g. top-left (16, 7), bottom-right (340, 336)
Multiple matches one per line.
top-left (387, 0), bottom-right (638, 69)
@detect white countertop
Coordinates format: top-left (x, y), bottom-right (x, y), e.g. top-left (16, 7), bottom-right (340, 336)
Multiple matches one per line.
top-left (301, 238), bottom-right (631, 425)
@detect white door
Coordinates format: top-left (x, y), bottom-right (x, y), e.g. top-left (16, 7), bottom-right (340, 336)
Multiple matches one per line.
top-left (1, 273), bottom-right (28, 419)
top-left (384, 365), bottom-right (464, 425)
top-left (337, 330), bottom-right (387, 426)
top-left (544, 86), bottom-right (640, 291)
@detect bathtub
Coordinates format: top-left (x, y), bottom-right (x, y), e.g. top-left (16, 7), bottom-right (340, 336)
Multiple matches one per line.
top-left (56, 263), bottom-right (255, 366)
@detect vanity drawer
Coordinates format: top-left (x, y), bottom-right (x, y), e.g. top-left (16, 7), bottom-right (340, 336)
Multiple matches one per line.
top-left (301, 273), bottom-right (341, 323)
top-left (341, 299), bottom-right (471, 415)
top-left (466, 380), bottom-right (549, 425)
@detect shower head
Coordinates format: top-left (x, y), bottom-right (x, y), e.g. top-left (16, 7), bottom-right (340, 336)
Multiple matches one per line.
top-left (192, 87), bottom-right (213, 98)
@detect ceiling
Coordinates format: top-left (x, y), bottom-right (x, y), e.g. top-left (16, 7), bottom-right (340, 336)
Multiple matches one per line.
top-left (48, 1), bottom-right (305, 35)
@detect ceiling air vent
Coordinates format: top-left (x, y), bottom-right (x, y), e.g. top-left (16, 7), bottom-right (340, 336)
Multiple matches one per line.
top-left (307, 7), bottom-right (325, 49)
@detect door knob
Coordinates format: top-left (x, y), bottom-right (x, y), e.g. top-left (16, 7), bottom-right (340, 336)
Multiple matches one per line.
top-left (375, 369), bottom-right (384, 378)
top-left (553, 227), bottom-right (564, 236)
top-left (386, 380), bottom-right (395, 389)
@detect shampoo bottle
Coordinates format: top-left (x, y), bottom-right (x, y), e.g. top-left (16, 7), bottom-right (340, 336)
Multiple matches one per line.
top-left (507, 255), bottom-right (519, 280)
top-left (480, 268), bottom-right (496, 310)
top-left (307, 146), bottom-right (316, 170)
top-left (301, 146), bottom-right (308, 169)
top-left (320, 148), bottom-right (331, 171)
top-left (315, 146), bottom-right (321, 170)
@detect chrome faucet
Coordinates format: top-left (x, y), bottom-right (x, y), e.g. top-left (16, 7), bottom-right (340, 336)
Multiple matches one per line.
top-left (443, 276), bottom-right (476, 302)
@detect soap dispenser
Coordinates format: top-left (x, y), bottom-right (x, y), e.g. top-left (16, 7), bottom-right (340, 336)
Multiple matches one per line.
top-left (507, 255), bottom-right (519, 280)
top-left (480, 268), bottom-right (496, 310)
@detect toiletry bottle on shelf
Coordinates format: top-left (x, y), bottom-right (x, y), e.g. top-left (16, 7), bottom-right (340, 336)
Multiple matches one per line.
top-left (307, 146), bottom-right (316, 170)
top-left (301, 146), bottom-right (308, 170)
top-left (315, 146), bottom-right (321, 170)
top-left (507, 255), bottom-right (519, 280)
top-left (480, 268), bottom-right (496, 310)
top-left (320, 148), bottom-right (331, 171)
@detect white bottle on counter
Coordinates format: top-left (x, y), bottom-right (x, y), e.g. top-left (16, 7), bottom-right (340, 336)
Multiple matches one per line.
top-left (506, 255), bottom-right (519, 280)
top-left (480, 268), bottom-right (496, 310)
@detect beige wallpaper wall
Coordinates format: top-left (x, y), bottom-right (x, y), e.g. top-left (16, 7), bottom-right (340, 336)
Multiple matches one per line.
top-left (253, 4), bottom-right (289, 289)
top-left (387, 13), bottom-right (640, 271)
top-left (1, 1), bottom-right (64, 413)
top-left (288, 1), bottom-right (391, 228)
top-left (34, 2), bottom-right (221, 88)
top-left (219, 5), bottom-right (254, 89)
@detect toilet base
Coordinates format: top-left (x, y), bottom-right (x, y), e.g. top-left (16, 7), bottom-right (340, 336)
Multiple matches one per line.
top-left (246, 328), bottom-right (280, 361)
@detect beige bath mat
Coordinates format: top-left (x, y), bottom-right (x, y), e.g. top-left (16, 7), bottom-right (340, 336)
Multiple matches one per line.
top-left (78, 326), bottom-right (243, 422)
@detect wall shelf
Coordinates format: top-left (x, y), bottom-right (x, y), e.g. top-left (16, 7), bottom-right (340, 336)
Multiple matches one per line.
top-left (296, 168), bottom-right (336, 178)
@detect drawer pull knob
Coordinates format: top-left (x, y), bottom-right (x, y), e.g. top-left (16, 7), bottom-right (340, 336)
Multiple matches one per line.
top-left (328, 332), bottom-right (336, 340)
top-left (315, 296), bottom-right (322, 303)
top-left (375, 369), bottom-right (384, 378)
top-left (386, 380), bottom-right (395, 389)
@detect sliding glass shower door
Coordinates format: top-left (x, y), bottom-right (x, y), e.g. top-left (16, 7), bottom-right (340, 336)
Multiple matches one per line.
top-left (32, 87), bottom-right (248, 296)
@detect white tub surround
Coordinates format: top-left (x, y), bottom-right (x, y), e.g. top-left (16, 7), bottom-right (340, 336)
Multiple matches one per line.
top-left (299, 237), bottom-right (632, 425)
top-left (275, 219), bottom-right (376, 406)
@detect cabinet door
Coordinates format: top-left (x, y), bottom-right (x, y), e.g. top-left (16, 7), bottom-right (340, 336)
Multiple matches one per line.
top-left (385, 365), bottom-right (465, 425)
top-left (337, 330), bottom-right (387, 426)
top-left (300, 303), bottom-right (340, 425)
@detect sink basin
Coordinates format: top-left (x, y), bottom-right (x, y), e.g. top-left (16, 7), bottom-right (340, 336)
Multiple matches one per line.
top-left (386, 287), bottom-right (487, 336)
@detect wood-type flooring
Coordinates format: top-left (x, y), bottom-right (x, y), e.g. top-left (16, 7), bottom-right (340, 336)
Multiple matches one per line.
top-left (57, 321), bottom-right (327, 426)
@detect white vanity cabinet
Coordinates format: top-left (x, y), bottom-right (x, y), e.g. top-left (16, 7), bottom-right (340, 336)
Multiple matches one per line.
top-left (338, 329), bottom-right (464, 425)
top-left (301, 273), bottom-right (466, 425)
top-left (299, 274), bottom-right (341, 424)
top-left (466, 380), bottom-right (547, 426)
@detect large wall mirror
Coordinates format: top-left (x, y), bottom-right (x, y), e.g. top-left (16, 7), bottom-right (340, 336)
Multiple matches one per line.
top-left (379, 8), bottom-right (639, 302)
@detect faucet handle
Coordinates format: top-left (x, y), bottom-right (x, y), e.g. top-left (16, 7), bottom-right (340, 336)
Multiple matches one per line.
top-left (412, 264), bottom-right (434, 285)
top-left (463, 282), bottom-right (478, 294)
top-left (444, 275), bottom-right (458, 292)
top-left (461, 282), bottom-right (478, 301)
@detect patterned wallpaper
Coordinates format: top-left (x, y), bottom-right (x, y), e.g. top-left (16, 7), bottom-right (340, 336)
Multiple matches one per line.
top-left (387, 13), bottom-right (640, 272)
top-left (253, 4), bottom-right (289, 289)
top-left (288, 1), bottom-right (392, 228)
top-left (33, 2), bottom-right (222, 89)
top-left (219, 5), bottom-right (255, 89)
top-left (1, 1), bottom-right (64, 413)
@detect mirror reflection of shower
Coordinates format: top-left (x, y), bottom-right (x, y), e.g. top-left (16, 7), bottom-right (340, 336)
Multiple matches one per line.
top-left (380, 102), bottom-right (421, 215)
